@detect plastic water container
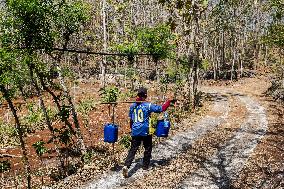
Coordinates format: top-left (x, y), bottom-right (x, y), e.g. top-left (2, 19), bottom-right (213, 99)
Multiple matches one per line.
top-left (104, 123), bottom-right (118, 143)
top-left (155, 119), bottom-right (170, 137)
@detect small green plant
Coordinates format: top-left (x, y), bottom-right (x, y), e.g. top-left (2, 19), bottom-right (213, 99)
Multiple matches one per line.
top-left (178, 55), bottom-right (193, 72)
top-left (149, 113), bottom-right (161, 135)
top-left (149, 113), bottom-right (159, 128)
top-left (32, 140), bottom-right (47, 157)
top-left (164, 62), bottom-right (180, 83)
top-left (0, 121), bottom-right (19, 147)
top-left (47, 106), bottom-right (57, 121)
top-left (119, 134), bottom-right (131, 149)
top-left (32, 140), bottom-right (48, 186)
top-left (62, 66), bottom-right (76, 80)
top-left (0, 160), bottom-right (11, 173)
top-left (99, 86), bottom-right (120, 103)
top-left (23, 102), bottom-right (44, 130)
top-left (125, 67), bottom-right (136, 79)
top-left (201, 59), bottom-right (210, 71)
top-left (119, 90), bottom-right (136, 101)
top-left (77, 98), bottom-right (96, 115)
top-left (81, 150), bottom-right (93, 164)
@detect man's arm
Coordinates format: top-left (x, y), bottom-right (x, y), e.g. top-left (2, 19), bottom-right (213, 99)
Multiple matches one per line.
top-left (150, 99), bottom-right (175, 113)
top-left (162, 100), bottom-right (171, 111)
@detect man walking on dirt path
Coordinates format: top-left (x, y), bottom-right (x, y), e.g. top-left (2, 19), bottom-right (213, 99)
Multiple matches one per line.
top-left (122, 87), bottom-right (175, 178)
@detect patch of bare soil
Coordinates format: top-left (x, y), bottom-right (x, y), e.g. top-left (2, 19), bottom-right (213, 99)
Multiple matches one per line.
top-left (232, 96), bottom-right (284, 189)
top-left (203, 76), bottom-right (283, 189)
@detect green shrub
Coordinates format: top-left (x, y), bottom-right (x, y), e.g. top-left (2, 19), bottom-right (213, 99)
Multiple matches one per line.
top-left (23, 102), bottom-right (44, 130)
top-left (32, 140), bottom-right (47, 157)
top-left (201, 59), bottom-right (210, 71)
top-left (136, 24), bottom-right (176, 62)
top-left (119, 90), bottom-right (136, 101)
top-left (119, 134), bottom-right (131, 149)
top-left (99, 86), bottom-right (120, 103)
top-left (77, 97), bottom-right (96, 115)
top-left (0, 121), bottom-right (19, 147)
top-left (81, 150), bottom-right (93, 164)
top-left (0, 160), bottom-right (11, 173)
top-left (113, 42), bottom-right (139, 63)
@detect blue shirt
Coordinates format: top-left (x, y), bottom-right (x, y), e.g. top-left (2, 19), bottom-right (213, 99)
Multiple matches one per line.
top-left (129, 102), bottom-right (163, 136)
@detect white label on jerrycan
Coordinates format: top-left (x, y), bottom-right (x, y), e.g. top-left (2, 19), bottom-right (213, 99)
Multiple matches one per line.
top-left (164, 120), bottom-right (170, 128)
top-left (164, 112), bottom-right (170, 128)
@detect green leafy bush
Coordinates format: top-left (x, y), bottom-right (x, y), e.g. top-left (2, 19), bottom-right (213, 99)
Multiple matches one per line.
top-left (201, 59), bottom-right (210, 71)
top-left (136, 24), bottom-right (176, 62)
top-left (113, 42), bottom-right (139, 63)
top-left (81, 150), bottom-right (93, 164)
top-left (150, 113), bottom-right (159, 128)
top-left (119, 90), bottom-right (137, 101)
top-left (119, 134), bottom-right (131, 149)
top-left (22, 102), bottom-right (46, 133)
top-left (32, 140), bottom-right (47, 157)
top-left (47, 106), bottom-right (57, 121)
top-left (124, 67), bottom-right (136, 79)
top-left (77, 98), bottom-right (96, 115)
top-left (0, 121), bottom-right (19, 147)
top-left (99, 86), bottom-right (120, 103)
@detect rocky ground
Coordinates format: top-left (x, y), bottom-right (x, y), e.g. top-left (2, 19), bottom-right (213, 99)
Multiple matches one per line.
top-left (50, 76), bottom-right (283, 189)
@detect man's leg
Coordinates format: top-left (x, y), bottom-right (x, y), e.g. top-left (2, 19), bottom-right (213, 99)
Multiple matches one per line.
top-left (142, 135), bottom-right (152, 169)
top-left (124, 136), bottom-right (141, 168)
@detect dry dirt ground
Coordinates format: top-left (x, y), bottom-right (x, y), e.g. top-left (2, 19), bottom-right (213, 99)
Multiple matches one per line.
top-left (47, 76), bottom-right (283, 189)
top-left (2, 76), bottom-right (282, 189)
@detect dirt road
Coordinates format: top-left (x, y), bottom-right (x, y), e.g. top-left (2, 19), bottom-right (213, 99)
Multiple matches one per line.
top-left (78, 78), bottom-right (283, 189)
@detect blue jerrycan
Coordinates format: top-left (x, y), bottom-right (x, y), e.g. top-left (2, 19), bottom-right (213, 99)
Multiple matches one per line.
top-left (104, 123), bottom-right (118, 143)
top-left (155, 112), bottom-right (171, 137)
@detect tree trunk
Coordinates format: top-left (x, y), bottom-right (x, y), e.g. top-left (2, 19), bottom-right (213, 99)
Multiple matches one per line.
top-left (155, 60), bottom-right (160, 84)
top-left (221, 30), bottom-right (225, 68)
top-left (191, 1), bottom-right (200, 109)
top-left (213, 37), bottom-right (217, 80)
top-left (56, 64), bottom-right (87, 154)
top-left (0, 85), bottom-right (31, 189)
top-left (264, 45), bottom-right (268, 66)
top-left (101, 0), bottom-right (107, 88)
top-left (28, 63), bottom-right (54, 135)
top-left (231, 40), bottom-right (236, 81)
top-left (29, 65), bottom-right (66, 174)
top-left (37, 74), bottom-right (75, 135)
top-left (192, 58), bottom-right (199, 108)
top-left (49, 31), bottom-right (87, 155)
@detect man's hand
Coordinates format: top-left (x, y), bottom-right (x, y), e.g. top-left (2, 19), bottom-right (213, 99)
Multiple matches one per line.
top-left (167, 93), bottom-right (177, 102)
top-left (171, 99), bottom-right (177, 103)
